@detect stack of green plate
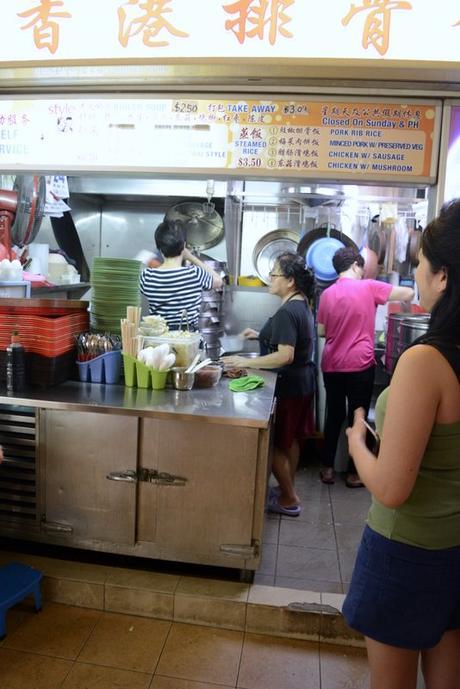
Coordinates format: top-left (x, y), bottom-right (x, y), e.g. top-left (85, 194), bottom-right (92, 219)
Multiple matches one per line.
top-left (90, 257), bottom-right (142, 333)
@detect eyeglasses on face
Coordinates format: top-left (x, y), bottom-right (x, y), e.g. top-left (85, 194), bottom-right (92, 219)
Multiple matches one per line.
top-left (268, 272), bottom-right (284, 279)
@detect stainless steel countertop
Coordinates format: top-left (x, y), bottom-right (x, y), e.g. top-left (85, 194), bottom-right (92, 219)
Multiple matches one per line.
top-left (0, 372), bottom-right (277, 429)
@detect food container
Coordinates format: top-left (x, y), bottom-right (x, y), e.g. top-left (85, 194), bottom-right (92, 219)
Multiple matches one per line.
top-left (142, 332), bottom-right (201, 367)
top-left (194, 364), bottom-right (222, 389)
top-left (170, 366), bottom-right (195, 390)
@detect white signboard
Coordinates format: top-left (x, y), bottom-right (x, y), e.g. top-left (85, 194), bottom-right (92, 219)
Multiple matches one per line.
top-left (1, 1), bottom-right (460, 64)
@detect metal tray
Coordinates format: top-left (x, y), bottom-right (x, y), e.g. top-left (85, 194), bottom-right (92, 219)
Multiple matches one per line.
top-left (252, 229), bottom-right (300, 285)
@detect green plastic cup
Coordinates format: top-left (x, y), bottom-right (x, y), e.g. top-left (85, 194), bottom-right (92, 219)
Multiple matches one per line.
top-left (151, 369), bottom-right (168, 390)
top-left (135, 360), bottom-right (152, 388)
top-left (122, 353), bottom-right (137, 387)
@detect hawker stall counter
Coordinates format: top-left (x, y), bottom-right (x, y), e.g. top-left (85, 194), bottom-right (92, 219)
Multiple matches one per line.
top-left (0, 373), bottom-right (277, 577)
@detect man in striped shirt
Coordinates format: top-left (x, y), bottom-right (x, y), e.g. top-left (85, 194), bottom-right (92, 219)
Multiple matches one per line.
top-left (140, 219), bottom-right (223, 330)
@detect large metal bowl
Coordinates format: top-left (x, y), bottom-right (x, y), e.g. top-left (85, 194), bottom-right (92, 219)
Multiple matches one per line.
top-left (165, 202), bottom-right (224, 251)
top-left (252, 229), bottom-right (300, 284)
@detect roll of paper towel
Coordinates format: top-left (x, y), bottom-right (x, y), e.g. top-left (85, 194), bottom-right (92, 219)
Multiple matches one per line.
top-left (28, 243), bottom-right (49, 276)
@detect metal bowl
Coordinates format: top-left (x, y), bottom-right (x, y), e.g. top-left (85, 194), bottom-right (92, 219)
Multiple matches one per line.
top-left (165, 202), bottom-right (224, 251)
top-left (170, 367), bottom-right (195, 391)
top-left (252, 229), bottom-right (300, 284)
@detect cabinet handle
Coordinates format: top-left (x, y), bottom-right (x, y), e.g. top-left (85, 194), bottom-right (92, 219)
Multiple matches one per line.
top-left (106, 469), bottom-right (187, 485)
top-left (41, 517), bottom-right (73, 535)
top-left (106, 470), bottom-right (137, 482)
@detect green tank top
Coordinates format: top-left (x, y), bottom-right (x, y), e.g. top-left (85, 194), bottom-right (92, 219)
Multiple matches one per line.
top-left (368, 386), bottom-right (460, 550)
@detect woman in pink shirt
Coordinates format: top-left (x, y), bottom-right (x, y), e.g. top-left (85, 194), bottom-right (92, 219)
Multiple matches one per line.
top-left (317, 247), bottom-right (414, 487)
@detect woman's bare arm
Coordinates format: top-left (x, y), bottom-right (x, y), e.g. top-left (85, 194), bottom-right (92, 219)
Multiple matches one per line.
top-left (222, 344), bottom-right (294, 370)
top-left (347, 345), bottom-right (446, 507)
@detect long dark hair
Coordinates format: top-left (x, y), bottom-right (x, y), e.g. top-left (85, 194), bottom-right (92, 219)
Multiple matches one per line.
top-left (277, 252), bottom-right (315, 300)
top-left (422, 199), bottom-right (460, 342)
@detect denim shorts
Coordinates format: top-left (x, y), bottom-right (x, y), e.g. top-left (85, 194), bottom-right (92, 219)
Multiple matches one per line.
top-left (343, 525), bottom-right (460, 650)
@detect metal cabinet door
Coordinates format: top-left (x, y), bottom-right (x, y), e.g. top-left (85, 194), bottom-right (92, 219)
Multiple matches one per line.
top-left (42, 410), bottom-right (138, 545)
top-left (137, 417), bottom-right (260, 564)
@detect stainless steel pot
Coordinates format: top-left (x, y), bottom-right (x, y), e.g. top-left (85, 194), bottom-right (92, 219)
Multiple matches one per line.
top-left (203, 343), bottom-right (222, 361)
top-left (385, 313), bottom-right (407, 374)
top-left (201, 289), bottom-right (224, 302)
top-left (200, 328), bottom-right (224, 343)
top-left (198, 315), bottom-right (220, 329)
top-left (398, 314), bottom-right (430, 351)
top-left (385, 313), bottom-right (430, 374)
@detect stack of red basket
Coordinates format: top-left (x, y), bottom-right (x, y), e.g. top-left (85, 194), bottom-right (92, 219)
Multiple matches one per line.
top-left (0, 299), bottom-right (89, 387)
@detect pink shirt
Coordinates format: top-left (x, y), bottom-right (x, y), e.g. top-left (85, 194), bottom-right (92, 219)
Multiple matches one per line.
top-left (317, 278), bottom-right (393, 372)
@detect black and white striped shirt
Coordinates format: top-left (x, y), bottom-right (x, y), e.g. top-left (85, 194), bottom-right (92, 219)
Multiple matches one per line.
top-left (140, 265), bottom-right (213, 329)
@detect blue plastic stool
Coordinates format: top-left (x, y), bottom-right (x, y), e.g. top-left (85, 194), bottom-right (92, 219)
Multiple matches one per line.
top-left (0, 562), bottom-right (43, 639)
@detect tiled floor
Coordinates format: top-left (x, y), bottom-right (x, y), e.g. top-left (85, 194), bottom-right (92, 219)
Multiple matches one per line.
top-left (256, 462), bottom-right (371, 594)
top-left (0, 602), bottom-right (370, 689)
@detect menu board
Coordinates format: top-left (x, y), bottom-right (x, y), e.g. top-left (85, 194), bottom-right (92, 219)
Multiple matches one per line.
top-left (0, 96), bottom-right (440, 183)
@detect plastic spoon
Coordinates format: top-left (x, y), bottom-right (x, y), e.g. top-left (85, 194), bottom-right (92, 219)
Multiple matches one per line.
top-left (190, 357), bottom-right (212, 373)
top-left (185, 353), bottom-right (201, 374)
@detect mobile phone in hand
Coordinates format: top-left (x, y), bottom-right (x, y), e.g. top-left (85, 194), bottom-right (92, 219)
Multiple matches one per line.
top-left (363, 419), bottom-right (380, 455)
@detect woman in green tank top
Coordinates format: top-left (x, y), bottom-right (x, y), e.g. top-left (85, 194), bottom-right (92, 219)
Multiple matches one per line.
top-left (343, 200), bottom-right (460, 689)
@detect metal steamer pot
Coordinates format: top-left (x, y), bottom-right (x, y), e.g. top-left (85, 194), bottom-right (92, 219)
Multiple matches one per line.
top-left (198, 314), bottom-right (220, 329)
top-left (385, 313), bottom-right (430, 374)
top-left (199, 265), bottom-right (226, 360)
top-left (398, 314), bottom-right (431, 351)
top-left (385, 313), bottom-right (407, 374)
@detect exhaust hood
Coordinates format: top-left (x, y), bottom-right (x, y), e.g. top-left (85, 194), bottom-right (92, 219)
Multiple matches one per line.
top-left (68, 177), bottom-right (228, 200)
